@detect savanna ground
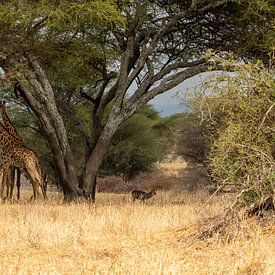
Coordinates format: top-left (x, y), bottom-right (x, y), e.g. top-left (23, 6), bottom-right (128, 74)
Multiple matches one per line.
top-left (0, 158), bottom-right (274, 274)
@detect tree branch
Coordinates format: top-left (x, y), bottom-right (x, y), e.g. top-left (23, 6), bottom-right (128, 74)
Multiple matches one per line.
top-left (125, 62), bottom-right (225, 117)
top-left (124, 0), bottom-right (231, 94)
top-left (25, 53), bottom-right (71, 154)
top-left (57, 99), bottom-right (91, 151)
top-left (113, 36), bottom-right (135, 109)
top-left (153, 58), bottom-right (208, 83)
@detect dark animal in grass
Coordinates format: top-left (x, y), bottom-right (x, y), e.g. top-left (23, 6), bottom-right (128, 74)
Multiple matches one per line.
top-left (131, 190), bottom-right (156, 202)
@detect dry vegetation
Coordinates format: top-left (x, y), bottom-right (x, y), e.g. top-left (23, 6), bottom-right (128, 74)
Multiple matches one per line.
top-left (0, 187), bottom-right (274, 274)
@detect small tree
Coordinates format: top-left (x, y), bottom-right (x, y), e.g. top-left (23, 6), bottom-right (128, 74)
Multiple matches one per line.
top-left (176, 113), bottom-right (210, 164)
top-left (101, 105), bottom-right (165, 180)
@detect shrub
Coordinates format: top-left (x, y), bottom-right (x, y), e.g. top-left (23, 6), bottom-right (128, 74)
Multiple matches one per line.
top-left (196, 59), bottom-right (275, 205)
top-left (100, 105), bottom-right (167, 180)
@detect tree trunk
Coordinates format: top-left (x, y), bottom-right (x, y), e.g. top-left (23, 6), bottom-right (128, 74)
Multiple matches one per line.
top-left (81, 134), bottom-right (112, 200)
top-left (16, 80), bottom-right (81, 201)
top-left (81, 115), bottom-right (122, 201)
top-left (42, 128), bottom-right (81, 200)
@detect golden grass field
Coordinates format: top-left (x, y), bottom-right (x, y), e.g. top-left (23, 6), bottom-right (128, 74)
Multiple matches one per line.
top-left (0, 188), bottom-right (274, 274)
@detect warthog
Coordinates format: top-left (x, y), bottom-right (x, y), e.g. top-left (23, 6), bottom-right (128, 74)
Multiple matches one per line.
top-left (131, 190), bottom-right (156, 202)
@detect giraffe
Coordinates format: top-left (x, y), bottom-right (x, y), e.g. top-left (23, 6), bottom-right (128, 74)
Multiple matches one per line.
top-left (0, 102), bottom-right (47, 200)
top-left (0, 101), bottom-right (22, 199)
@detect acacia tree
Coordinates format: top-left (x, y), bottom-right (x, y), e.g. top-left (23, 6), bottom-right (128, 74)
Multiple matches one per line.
top-left (0, 0), bottom-right (273, 201)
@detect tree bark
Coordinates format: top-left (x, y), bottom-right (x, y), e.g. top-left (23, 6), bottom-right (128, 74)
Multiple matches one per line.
top-left (81, 133), bottom-right (112, 200)
top-left (81, 115), bottom-right (122, 201)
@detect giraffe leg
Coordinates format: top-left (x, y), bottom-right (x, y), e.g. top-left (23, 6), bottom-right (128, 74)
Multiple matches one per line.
top-left (1, 171), bottom-right (8, 199)
top-left (5, 168), bottom-right (12, 199)
top-left (34, 165), bottom-right (47, 200)
top-left (0, 165), bottom-right (10, 200)
top-left (16, 168), bottom-right (21, 200)
top-left (25, 164), bottom-right (47, 200)
top-left (0, 169), bottom-right (3, 200)
top-left (5, 169), bottom-right (10, 199)
top-left (24, 168), bottom-right (39, 201)
top-left (8, 167), bottom-right (15, 200)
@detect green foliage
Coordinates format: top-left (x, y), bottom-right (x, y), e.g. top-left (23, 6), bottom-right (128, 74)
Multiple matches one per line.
top-left (0, 0), bottom-right (124, 89)
top-left (47, 1), bottom-right (125, 30)
top-left (197, 59), bottom-right (275, 205)
top-left (226, 0), bottom-right (275, 59)
top-left (0, 1), bottom-right (124, 31)
top-left (101, 106), bottom-right (166, 180)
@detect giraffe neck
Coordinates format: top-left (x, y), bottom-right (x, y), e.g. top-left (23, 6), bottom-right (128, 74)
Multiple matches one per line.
top-left (0, 107), bottom-right (23, 142)
top-left (0, 122), bottom-right (18, 145)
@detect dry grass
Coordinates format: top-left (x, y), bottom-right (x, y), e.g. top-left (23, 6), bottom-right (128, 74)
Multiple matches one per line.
top-left (156, 154), bottom-right (188, 178)
top-left (0, 189), bottom-right (274, 274)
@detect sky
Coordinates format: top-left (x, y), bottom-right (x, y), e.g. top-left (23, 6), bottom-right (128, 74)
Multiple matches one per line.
top-left (149, 72), bottom-right (213, 117)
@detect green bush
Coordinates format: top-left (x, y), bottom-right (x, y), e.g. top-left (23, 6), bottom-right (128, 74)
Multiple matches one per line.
top-left (101, 105), bottom-right (167, 180)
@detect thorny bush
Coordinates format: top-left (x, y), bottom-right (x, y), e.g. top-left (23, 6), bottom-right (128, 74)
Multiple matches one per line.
top-left (195, 57), bottom-right (274, 206)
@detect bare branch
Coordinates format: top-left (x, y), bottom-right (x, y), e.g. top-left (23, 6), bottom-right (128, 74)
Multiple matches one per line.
top-left (125, 0), bottom-right (231, 89)
top-left (147, 63), bottom-right (227, 100)
top-left (125, 62), bottom-right (218, 117)
top-left (153, 58), bottom-right (208, 83)
top-left (57, 100), bottom-right (91, 150)
top-left (27, 53), bottom-right (53, 94)
top-left (252, 102), bottom-right (275, 140)
top-left (14, 83), bottom-right (43, 116)
top-left (128, 58), bottom-right (155, 104)
top-left (25, 54), bottom-right (72, 153)
top-left (114, 36), bottom-right (135, 108)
